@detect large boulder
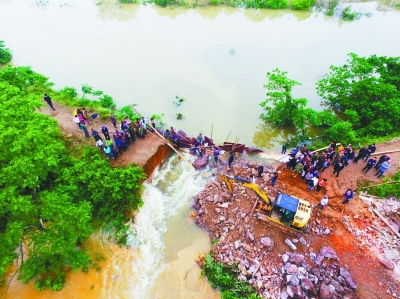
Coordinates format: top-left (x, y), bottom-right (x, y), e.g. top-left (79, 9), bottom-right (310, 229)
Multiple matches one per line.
top-left (320, 283), bottom-right (331, 299)
top-left (301, 278), bottom-right (316, 295)
top-left (340, 268), bottom-right (357, 289)
top-left (192, 154), bottom-right (209, 170)
top-left (260, 237), bottom-right (275, 251)
top-left (289, 254), bottom-right (305, 265)
top-left (320, 246), bottom-right (339, 260)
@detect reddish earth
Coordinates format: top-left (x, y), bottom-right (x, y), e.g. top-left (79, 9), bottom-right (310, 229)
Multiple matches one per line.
top-left (195, 142), bottom-right (400, 299)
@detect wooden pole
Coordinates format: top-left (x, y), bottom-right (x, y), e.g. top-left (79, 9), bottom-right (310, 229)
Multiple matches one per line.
top-left (371, 149), bottom-right (400, 157)
top-left (224, 130), bottom-right (231, 143)
top-left (362, 181), bottom-right (400, 189)
top-left (372, 208), bottom-right (400, 239)
top-left (130, 106), bottom-right (193, 169)
top-left (311, 143), bottom-right (341, 154)
top-left (250, 198), bottom-right (259, 216)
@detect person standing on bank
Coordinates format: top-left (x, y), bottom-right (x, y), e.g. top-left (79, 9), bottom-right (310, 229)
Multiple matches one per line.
top-left (197, 133), bottom-right (204, 145)
top-left (271, 172), bottom-right (278, 187)
top-left (364, 143), bottom-right (376, 162)
top-left (281, 139), bottom-right (289, 154)
top-left (374, 160), bottom-right (392, 179)
top-left (81, 124), bottom-right (90, 138)
top-left (342, 189), bottom-right (354, 204)
top-left (101, 126), bottom-right (110, 140)
top-left (44, 93), bottom-right (55, 111)
top-left (316, 195), bottom-right (329, 211)
top-left (228, 151), bottom-right (235, 168)
top-left (213, 146), bottom-right (220, 166)
top-left (332, 161), bottom-right (344, 178)
top-left (353, 146), bottom-right (368, 163)
top-left (258, 165), bottom-right (264, 178)
top-left (362, 157), bottom-right (377, 173)
top-left (110, 114), bottom-right (117, 128)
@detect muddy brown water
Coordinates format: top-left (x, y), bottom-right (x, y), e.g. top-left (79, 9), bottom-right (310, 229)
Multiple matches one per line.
top-left (1, 1), bottom-right (400, 298)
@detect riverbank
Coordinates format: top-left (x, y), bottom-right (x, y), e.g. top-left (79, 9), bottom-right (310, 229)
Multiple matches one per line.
top-left (40, 101), bottom-right (170, 177)
top-left (192, 143), bottom-right (400, 299)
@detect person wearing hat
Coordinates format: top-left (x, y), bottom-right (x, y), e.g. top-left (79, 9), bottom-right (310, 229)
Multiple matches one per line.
top-left (374, 160), bottom-right (392, 178)
top-left (316, 195), bottom-right (329, 210)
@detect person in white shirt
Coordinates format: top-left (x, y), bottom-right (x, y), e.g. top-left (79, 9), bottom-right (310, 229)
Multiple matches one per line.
top-left (316, 195), bottom-right (328, 210)
top-left (96, 139), bottom-right (104, 151)
top-left (73, 115), bottom-right (81, 129)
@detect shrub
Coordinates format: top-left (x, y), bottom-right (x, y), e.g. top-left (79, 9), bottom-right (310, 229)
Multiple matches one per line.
top-left (292, 0), bottom-right (316, 10)
top-left (99, 94), bottom-right (116, 109)
top-left (323, 121), bottom-right (357, 145)
top-left (265, 0), bottom-right (289, 9)
top-left (99, 108), bottom-right (111, 121)
top-left (59, 86), bottom-right (78, 100)
top-left (0, 41), bottom-right (12, 64)
top-left (341, 6), bottom-right (361, 20)
top-left (114, 105), bottom-right (140, 121)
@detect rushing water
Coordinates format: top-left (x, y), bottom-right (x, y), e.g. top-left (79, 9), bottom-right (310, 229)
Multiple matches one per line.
top-left (3, 154), bottom-right (220, 299)
top-left (1, 0), bottom-right (400, 150)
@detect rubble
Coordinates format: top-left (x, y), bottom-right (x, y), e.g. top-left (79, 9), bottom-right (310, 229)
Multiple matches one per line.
top-left (192, 160), bottom-right (363, 299)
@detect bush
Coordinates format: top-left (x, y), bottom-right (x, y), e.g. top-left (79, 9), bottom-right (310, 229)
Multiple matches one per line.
top-left (99, 94), bottom-right (116, 109)
top-left (201, 254), bottom-right (261, 299)
top-left (341, 6), bottom-right (361, 20)
top-left (59, 86), bottom-right (78, 100)
top-left (292, 0), bottom-right (316, 10)
top-left (323, 121), bottom-right (357, 145)
top-left (99, 108), bottom-right (111, 121)
top-left (114, 105), bottom-right (140, 121)
top-left (265, 0), bottom-right (289, 9)
top-left (0, 41), bottom-right (12, 64)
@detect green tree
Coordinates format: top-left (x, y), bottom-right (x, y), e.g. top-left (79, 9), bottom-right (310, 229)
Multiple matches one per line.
top-left (260, 69), bottom-right (326, 136)
top-left (316, 53), bottom-right (400, 136)
top-left (0, 66), bottom-right (146, 290)
top-left (292, 0), bottom-right (316, 10)
top-left (0, 41), bottom-right (12, 64)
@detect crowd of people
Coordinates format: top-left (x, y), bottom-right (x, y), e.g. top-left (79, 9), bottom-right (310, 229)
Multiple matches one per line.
top-left (73, 109), bottom-right (157, 160)
top-left (282, 140), bottom-right (394, 210)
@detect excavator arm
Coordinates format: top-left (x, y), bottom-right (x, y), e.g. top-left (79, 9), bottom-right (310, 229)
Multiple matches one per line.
top-left (221, 175), bottom-right (272, 208)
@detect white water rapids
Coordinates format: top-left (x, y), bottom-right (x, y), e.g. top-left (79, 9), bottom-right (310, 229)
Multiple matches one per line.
top-left (101, 154), bottom-right (219, 299)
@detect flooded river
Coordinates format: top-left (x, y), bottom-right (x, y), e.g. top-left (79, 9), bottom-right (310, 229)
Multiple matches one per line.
top-left (1, 0), bottom-right (400, 150)
top-left (1, 1), bottom-right (400, 298)
top-left (2, 155), bottom-right (220, 299)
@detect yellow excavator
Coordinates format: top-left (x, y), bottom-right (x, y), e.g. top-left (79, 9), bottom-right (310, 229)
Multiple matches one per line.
top-left (221, 175), bottom-right (311, 231)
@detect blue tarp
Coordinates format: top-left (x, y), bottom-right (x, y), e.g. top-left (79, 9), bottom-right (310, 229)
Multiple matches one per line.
top-left (275, 194), bottom-right (299, 212)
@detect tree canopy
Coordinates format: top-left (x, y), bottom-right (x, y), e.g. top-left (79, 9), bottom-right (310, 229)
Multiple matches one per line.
top-left (0, 41), bottom-right (12, 64)
top-left (317, 53), bottom-right (400, 135)
top-left (0, 66), bottom-right (145, 291)
top-left (260, 68), bottom-right (337, 138)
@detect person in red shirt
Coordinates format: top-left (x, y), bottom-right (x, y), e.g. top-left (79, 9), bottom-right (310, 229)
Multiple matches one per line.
top-left (315, 178), bottom-right (327, 192)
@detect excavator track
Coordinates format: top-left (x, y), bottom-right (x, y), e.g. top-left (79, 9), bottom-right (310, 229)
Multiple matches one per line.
top-left (257, 213), bottom-right (299, 236)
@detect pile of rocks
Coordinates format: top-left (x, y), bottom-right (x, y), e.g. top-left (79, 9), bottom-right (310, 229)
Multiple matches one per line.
top-left (280, 247), bottom-right (358, 299)
top-left (192, 165), bottom-right (360, 299)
